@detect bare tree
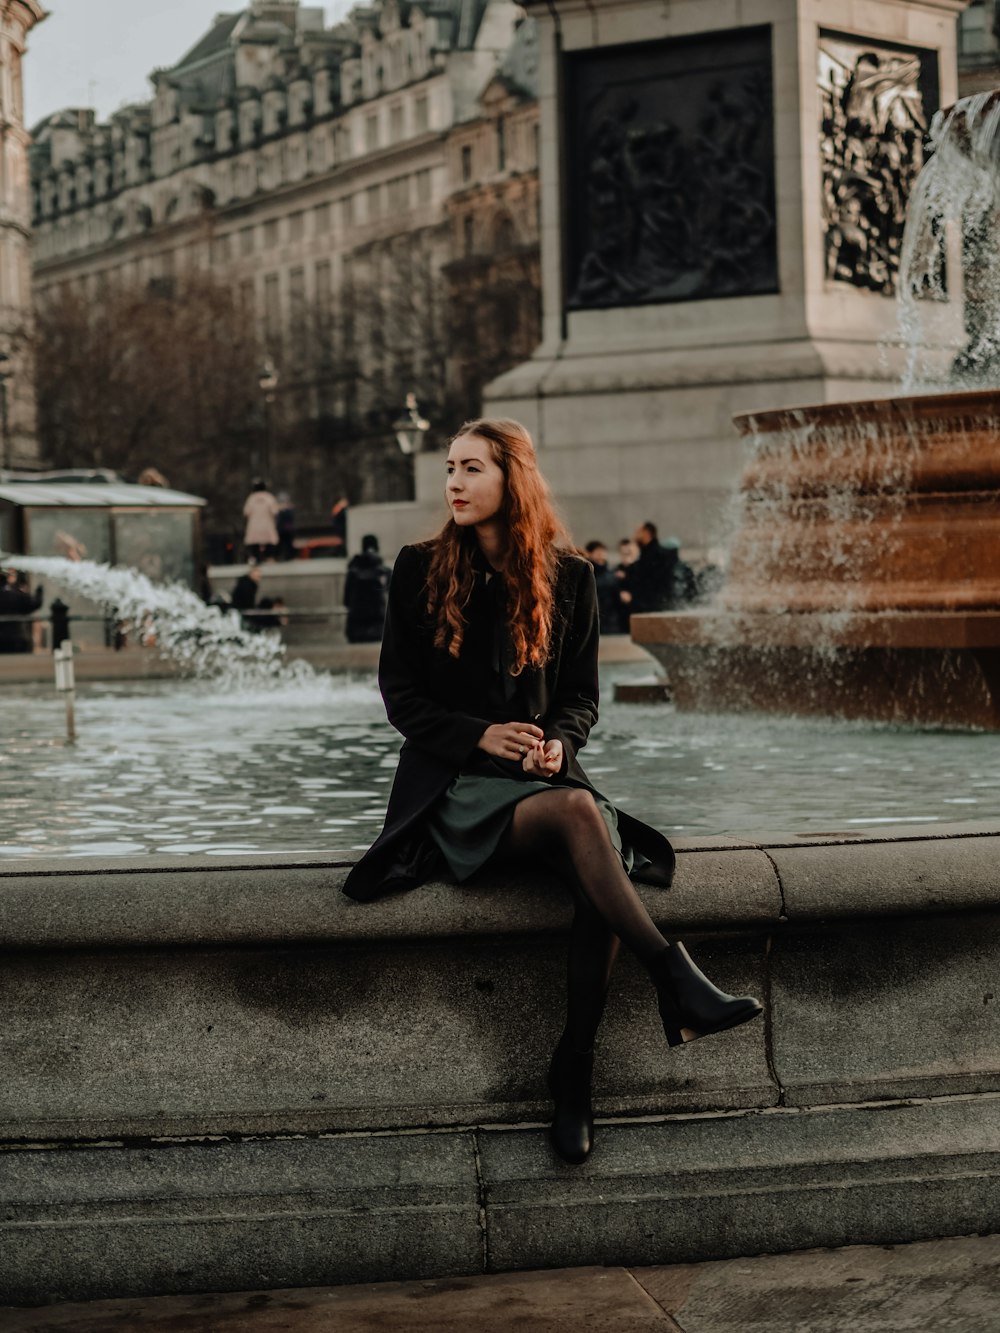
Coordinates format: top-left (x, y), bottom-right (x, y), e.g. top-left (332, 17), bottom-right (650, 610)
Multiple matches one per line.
top-left (34, 274), bottom-right (262, 531)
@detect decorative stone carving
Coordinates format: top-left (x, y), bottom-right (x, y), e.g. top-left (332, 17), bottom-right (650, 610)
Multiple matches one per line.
top-left (565, 28), bottom-right (778, 310)
top-left (819, 34), bottom-right (938, 295)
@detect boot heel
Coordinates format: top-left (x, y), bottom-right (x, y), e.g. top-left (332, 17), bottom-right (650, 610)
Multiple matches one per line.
top-left (650, 944), bottom-right (763, 1050)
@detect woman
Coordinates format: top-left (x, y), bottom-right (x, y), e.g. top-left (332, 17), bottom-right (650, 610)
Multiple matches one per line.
top-left (344, 419), bottom-right (761, 1164)
top-left (243, 478), bottom-right (281, 562)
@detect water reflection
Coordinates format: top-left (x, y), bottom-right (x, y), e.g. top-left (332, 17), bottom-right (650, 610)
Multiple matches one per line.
top-left (2, 668), bottom-right (999, 858)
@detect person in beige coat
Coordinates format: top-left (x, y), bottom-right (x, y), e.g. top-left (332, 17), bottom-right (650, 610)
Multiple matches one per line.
top-left (243, 479), bottom-right (281, 561)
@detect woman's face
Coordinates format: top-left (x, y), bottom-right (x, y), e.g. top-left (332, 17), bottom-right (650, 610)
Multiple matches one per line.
top-left (445, 434), bottom-right (506, 527)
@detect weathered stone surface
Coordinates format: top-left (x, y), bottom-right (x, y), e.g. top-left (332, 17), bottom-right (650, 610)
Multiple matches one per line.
top-left (0, 1134), bottom-right (481, 1306)
top-left (479, 1096), bottom-right (1000, 1273)
top-left (771, 834), bottom-right (1000, 920)
top-left (0, 936), bottom-right (772, 1141)
top-left (771, 913), bottom-right (1000, 1105)
top-left (634, 1233), bottom-right (1000, 1333)
top-left (0, 1267), bottom-right (675, 1331)
top-left (6, 1237), bottom-right (1000, 1332)
top-left (0, 848), bottom-right (781, 950)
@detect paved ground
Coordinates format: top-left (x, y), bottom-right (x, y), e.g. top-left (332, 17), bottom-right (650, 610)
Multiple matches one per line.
top-left (3, 1234), bottom-right (999, 1332)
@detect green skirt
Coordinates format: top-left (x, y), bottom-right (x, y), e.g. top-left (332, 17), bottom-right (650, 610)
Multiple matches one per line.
top-left (426, 753), bottom-right (632, 883)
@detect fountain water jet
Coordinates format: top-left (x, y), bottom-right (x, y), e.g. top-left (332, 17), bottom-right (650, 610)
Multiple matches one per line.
top-left (3, 555), bottom-right (320, 688)
top-left (630, 93), bottom-right (1000, 730)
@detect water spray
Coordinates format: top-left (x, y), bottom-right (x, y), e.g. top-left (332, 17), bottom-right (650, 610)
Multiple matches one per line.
top-left (0, 554), bottom-right (321, 689)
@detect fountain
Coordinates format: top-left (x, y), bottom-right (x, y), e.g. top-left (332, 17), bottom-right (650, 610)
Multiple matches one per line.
top-left (631, 92), bottom-right (1000, 730)
top-left (1, 554), bottom-right (315, 686)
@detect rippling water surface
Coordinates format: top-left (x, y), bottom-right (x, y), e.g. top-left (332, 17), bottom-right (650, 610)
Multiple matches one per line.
top-left (2, 667), bottom-right (999, 858)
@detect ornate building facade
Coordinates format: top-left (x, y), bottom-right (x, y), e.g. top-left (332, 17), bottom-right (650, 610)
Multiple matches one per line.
top-left (444, 15), bottom-right (539, 418)
top-left (957, 0), bottom-right (1000, 94)
top-left (28, 0), bottom-right (536, 511)
top-left (1, 0), bottom-right (46, 470)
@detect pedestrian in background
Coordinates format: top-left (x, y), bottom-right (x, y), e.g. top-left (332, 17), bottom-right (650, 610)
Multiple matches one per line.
top-left (276, 492), bottom-right (296, 561)
top-left (243, 479), bottom-right (281, 562)
top-left (615, 536), bottom-right (640, 632)
top-left (344, 534), bottom-right (390, 643)
top-left (231, 563), bottom-right (261, 625)
top-left (628, 521), bottom-right (677, 614)
top-left (584, 540), bottom-right (621, 635)
top-left (0, 570), bottom-right (43, 654)
top-left (330, 496), bottom-right (349, 557)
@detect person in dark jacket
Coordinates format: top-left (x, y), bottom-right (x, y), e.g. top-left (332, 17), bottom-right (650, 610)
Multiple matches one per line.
top-left (584, 541), bottom-right (621, 635)
top-left (230, 565), bottom-right (261, 622)
top-left (343, 418), bottom-right (761, 1166)
top-left (0, 571), bottom-right (43, 653)
top-left (628, 522), bottom-right (678, 614)
top-left (344, 534), bottom-right (390, 643)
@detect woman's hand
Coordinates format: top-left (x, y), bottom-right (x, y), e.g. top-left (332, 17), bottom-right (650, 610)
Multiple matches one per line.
top-left (522, 738), bottom-right (563, 777)
top-left (477, 721), bottom-right (544, 761)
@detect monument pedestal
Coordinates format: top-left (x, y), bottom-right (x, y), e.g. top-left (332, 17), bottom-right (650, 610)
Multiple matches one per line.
top-left (486, 0), bottom-right (968, 555)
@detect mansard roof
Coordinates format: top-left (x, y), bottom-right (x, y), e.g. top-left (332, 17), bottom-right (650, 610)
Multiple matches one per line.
top-left (173, 11), bottom-right (242, 70)
top-left (420, 0), bottom-right (489, 50)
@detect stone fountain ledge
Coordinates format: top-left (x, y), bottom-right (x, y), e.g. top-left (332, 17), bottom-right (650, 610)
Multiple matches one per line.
top-left (2, 820), bottom-right (1000, 948)
top-left (4, 823), bottom-right (1000, 1304)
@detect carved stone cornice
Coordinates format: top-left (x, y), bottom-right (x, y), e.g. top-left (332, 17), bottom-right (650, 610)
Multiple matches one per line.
top-left (1, 1), bottom-right (48, 33)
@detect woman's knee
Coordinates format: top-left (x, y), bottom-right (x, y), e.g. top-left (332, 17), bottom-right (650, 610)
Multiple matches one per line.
top-left (552, 787), bottom-right (606, 833)
top-left (563, 786), bottom-right (603, 818)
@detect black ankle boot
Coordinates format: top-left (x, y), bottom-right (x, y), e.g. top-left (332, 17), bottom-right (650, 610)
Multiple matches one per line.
top-left (650, 943), bottom-right (763, 1048)
top-left (547, 1036), bottom-right (594, 1165)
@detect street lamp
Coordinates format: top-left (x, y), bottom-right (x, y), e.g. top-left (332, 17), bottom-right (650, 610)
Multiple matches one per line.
top-left (258, 359), bottom-right (279, 480)
top-left (392, 392), bottom-right (430, 455)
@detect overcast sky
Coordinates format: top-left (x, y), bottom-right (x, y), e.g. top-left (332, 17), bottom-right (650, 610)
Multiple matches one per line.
top-left (25, 1), bottom-right (353, 129)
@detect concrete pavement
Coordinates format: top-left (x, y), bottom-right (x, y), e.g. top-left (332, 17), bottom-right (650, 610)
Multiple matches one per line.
top-left (3, 1234), bottom-right (999, 1331)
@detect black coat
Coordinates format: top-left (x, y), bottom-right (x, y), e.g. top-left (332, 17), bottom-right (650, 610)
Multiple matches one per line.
top-left (0, 584), bottom-right (42, 653)
top-left (342, 542), bottom-right (675, 901)
top-left (343, 550), bottom-right (390, 643)
top-left (629, 540), bottom-right (678, 614)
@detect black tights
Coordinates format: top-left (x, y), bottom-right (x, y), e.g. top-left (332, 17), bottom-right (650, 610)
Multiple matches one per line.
top-left (498, 787), bottom-right (671, 1053)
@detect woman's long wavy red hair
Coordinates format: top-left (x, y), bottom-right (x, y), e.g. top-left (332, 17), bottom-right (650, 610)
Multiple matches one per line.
top-left (426, 418), bottom-right (571, 674)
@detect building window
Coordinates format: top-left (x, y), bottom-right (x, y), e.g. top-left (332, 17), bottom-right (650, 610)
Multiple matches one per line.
top-left (240, 225), bottom-right (255, 256)
top-left (461, 144), bottom-right (472, 183)
top-left (416, 168), bottom-right (431, 204)
top-left (533, 122), bottom-right (540, 166)
top-left (289, 265), bottom-right (306, 361)
top-left (289, 211), bottom-right (305, 242)
top-left (366, 183), bottom-right (381, 219)
top-left (365, 113), bottom-right (379, 152)
top-left (239, 277), bottom-right (254, 312)
top-left (211, 235), bottom-right (230, 266)
top-left (315, 258), bottom-right (332, 311)
top-left (387, 175), bottom-right (410, 212)
top-left (264, 218), bottom-right (280, 248)
top-left (415, 94), bottom-right (429, 133)
top-left (264, 273), bottom-right (281, 348)
top-left (390, 103), bottom-right (404, 142)
top-left (959, 1), bottom-right (990, 57)
top-left (314, 201), bottom-right (331, 232)
top-left (496, 116), bottom-right (506, 172)
top-left (342, 194), bottom-right (355, 227)
top-left (463, 215), bottom-right (474, 256)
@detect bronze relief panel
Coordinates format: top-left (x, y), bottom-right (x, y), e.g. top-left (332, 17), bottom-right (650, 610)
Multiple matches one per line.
top-left (819, 32), bottom-right (939, 296)
top-left (564, 27), bottom-right (778, 311)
